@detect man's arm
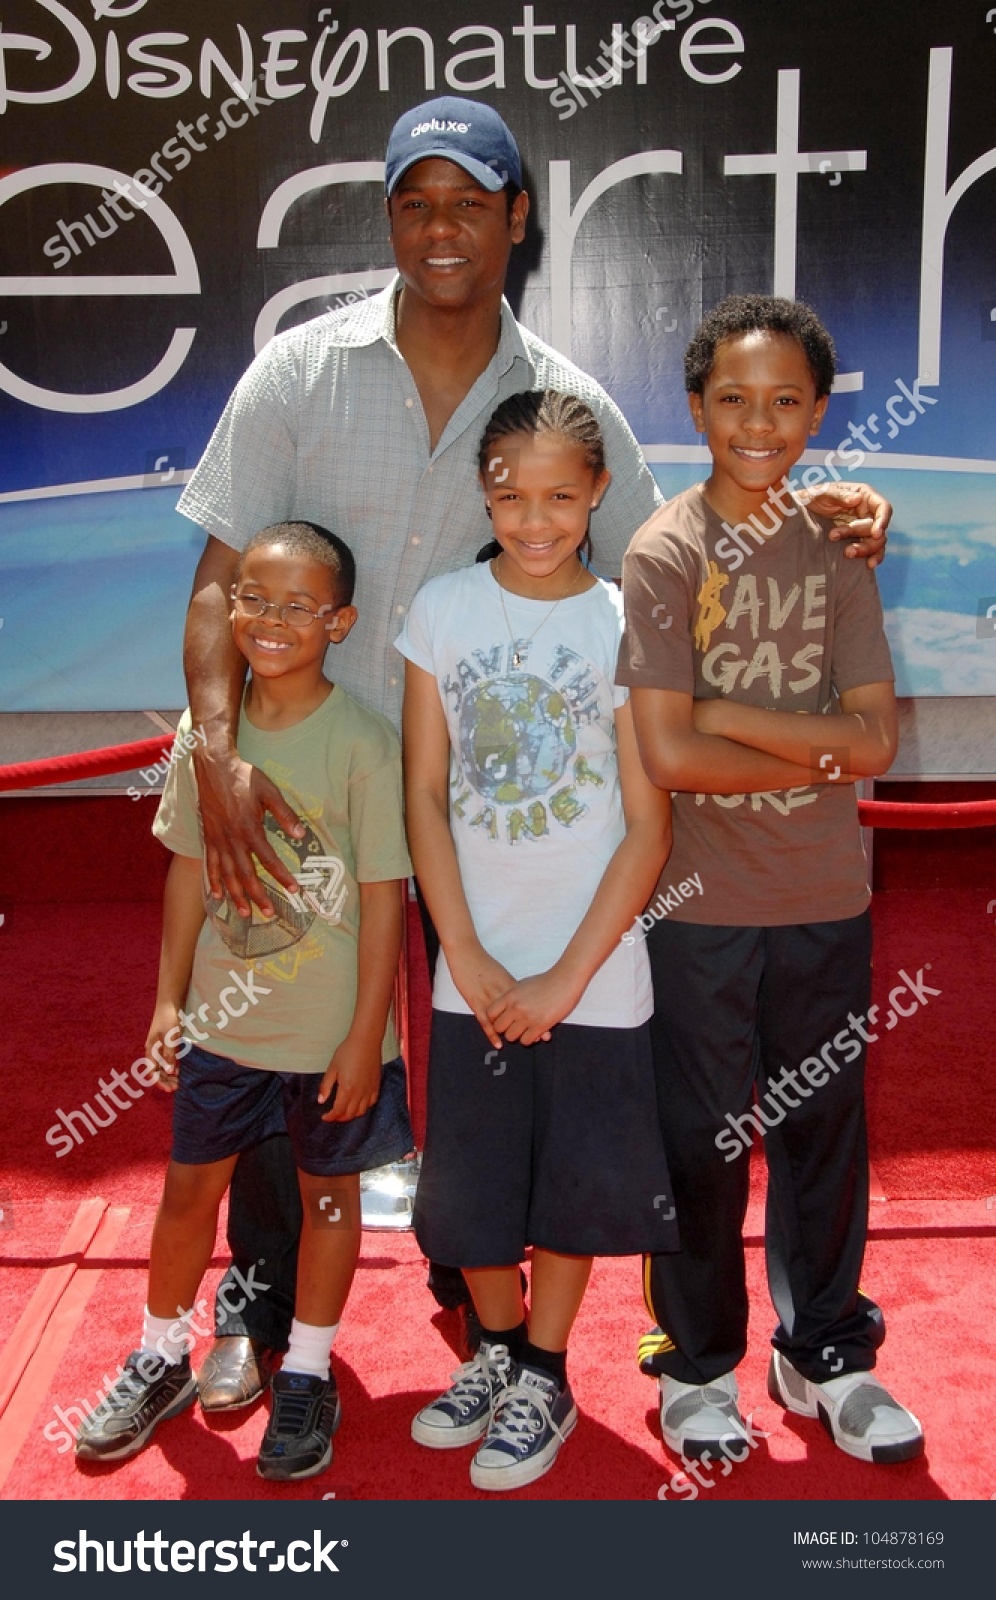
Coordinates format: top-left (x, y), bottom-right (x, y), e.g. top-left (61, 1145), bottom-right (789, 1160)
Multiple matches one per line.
top-left (630, 685), bottom-right (850, 793)
top-left (184, 534), bottom-right (304, 917)
top-left (692, 682), bottom-right (898, 778)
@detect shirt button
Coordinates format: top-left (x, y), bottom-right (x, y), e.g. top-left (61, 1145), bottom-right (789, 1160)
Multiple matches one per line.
top-left (395, 604), bottom-right (407, 615)
top-left (411, 535), bottom-right (421, 546)
top-left (405, 397), bottom-right (414, 409)
top-left (389, 675), bottom-right (398, 687)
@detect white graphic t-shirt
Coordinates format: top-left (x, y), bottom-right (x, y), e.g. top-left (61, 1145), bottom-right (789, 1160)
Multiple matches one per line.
top-left (396, 561), bottom-right (653, 1029)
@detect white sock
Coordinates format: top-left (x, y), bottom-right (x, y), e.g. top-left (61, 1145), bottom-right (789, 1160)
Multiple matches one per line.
top-left (281, 1317), bottom-right (339, 1380)
top-left (142, 1306), bottom-right (190, 1366)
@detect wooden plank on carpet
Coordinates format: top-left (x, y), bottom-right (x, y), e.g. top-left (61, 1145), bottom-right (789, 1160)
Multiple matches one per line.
top-left (0, 1203), bottom-right (130, 1489)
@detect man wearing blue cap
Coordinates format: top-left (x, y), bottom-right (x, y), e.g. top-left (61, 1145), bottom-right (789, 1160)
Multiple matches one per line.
top-left (173, 95), bottom-right (892, 1434)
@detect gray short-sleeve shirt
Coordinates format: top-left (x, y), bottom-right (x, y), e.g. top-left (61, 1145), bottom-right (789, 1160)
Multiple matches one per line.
top-left (177, 277), bottom-right (661, 730)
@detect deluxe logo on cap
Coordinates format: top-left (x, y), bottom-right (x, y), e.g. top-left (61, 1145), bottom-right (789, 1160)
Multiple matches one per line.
top-left (385, 96), bottom-right (522, 197)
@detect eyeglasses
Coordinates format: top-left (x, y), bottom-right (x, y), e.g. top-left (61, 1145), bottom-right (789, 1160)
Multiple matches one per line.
top-left (230, 588), bottom-right (340, 629)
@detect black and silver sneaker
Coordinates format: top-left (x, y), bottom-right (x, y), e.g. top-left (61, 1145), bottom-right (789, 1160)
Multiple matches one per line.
top-left (256, 1369), bottom-right (342, 1481)
top-left (768, 1351), bottom-right (924, 1463)
top-left (74, 1350), bottom-right (197, 1463)
top-left (411, 1340), bottom-right (516, 1449)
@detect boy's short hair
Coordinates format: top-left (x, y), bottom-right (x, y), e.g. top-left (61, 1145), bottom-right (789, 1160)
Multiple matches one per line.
top-left (684, 294), bottom-right (836, 400)
top-left (237, 521), bottom-right (356, 606)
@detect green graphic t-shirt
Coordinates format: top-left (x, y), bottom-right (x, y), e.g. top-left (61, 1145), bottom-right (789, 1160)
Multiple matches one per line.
top-left (153, 687), bottom-right (411, 1074)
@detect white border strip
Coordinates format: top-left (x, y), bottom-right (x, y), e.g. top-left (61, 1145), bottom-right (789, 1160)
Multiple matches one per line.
top-left (0, 470), bottom-right (194, 505)
top-left (2, 450), bottom-right (996, 507)
top-left (641, 446), bottom-right (996, 473)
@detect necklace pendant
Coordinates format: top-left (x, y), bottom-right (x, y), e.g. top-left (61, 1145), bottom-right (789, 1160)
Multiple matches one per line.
top-left (512, 650), bottom-right (522, 669)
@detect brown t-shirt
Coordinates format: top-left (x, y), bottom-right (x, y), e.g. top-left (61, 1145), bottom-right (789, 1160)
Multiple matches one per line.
top-left (617, 484), bottom-right (894, 926)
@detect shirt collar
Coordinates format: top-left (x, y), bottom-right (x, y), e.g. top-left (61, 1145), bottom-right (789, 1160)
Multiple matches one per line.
top-left (334, 274), bottom-right (529, 381)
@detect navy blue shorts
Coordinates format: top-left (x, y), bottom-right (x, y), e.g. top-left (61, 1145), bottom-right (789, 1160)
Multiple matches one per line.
top-left (414, 1012), bottom-right (679, 1266)
top-left (171, 1044), bottom-right (414, 1177)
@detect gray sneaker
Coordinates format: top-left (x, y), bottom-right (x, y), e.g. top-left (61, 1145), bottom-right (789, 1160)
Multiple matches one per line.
top-left (75, 1350), bottom-right (196, 1463)
top-left (768, 1351), bottom-right (924, 1463)
top-left (659, 1371), bottom-right (747, 1460)
top-left (412, 1340), bottom-right (515, 1449)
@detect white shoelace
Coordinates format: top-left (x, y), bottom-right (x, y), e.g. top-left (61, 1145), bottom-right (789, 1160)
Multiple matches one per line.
top-left (444, 1345), bottom-right (513, 1415)
top-left (486, 1380), bottom-right (568, 1451)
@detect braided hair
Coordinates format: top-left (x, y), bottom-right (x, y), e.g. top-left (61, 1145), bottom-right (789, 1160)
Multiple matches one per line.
top-left (478, 390), bottom-right (606, 479)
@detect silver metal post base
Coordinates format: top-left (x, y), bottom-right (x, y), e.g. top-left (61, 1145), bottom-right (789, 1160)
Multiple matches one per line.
top-left (359, 1150), bottom-right (421, 1231)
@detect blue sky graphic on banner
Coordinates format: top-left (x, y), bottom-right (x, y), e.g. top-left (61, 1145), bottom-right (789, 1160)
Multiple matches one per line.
top-left (0, 0), bottom-right (994, 708)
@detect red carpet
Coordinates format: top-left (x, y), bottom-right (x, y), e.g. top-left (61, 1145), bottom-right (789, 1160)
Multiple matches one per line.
top-left (1, 796), bottom-right (994, 1500)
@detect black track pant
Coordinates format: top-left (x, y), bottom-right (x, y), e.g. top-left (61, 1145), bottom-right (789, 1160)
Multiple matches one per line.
top-left (642, 912), bottom-right (885, 1386)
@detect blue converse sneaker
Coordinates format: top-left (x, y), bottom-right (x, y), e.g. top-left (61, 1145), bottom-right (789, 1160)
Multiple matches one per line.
top-left (470, 1365), bottom-right (577, 1490)
top-left (768, 1351), bottom-right (924, 1464)
top-left (74, 1350), bottom-right (196, 1463)
top-left (412, 1340), bottom-right (515, 1449)
top-left (257, 1369), bottom-right (342, 1481)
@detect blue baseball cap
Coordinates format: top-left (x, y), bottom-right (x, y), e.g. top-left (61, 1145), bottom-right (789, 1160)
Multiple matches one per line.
top-left (385, 96), bottom-right (522, 198)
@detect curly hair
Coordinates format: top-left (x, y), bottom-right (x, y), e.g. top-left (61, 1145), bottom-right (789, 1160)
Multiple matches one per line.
top-left (684, 294), bottom-right (836, 399)
top-left (238, 520), bottom-right (356, 605)
top-left (478, 389), bottom-right (606, 479)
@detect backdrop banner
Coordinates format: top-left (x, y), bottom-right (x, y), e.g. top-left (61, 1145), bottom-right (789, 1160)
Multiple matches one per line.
top-left (1, 0), bottom-right (994, 708)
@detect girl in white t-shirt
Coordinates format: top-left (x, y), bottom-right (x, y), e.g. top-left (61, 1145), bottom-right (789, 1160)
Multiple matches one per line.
top-left (396, 390), bottom-right (676, 1491)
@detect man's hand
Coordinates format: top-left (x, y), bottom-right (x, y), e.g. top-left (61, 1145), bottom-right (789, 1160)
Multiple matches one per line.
top-left (799, 483), bottom-right (891, 569)
top-left (318, 1034), bottom-right (382, 1122)
top-left (485, 968), bottom-right (584, 1047)
top-left (145, 1002), bottom-right (184, 1093)
top-left (194, 746), bottom-right (305, 919)
top-left (446, 945), bottom-right (517, 1050)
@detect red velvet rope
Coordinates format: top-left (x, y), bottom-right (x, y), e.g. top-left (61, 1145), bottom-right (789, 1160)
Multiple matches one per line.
top-left (856, 798), bottom-right (996, 829)
top-left (1, 737), bottom-right (995, 826)
top-left (0, 734), bottom-right (177, 793)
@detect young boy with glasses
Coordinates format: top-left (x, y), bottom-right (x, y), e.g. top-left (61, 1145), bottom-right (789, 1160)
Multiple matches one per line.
top-left (75, 520), bottom-right (413, 1482)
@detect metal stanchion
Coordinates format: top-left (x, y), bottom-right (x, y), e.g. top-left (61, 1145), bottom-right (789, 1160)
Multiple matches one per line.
top-left (360, 881), bottom-right (421, 1231)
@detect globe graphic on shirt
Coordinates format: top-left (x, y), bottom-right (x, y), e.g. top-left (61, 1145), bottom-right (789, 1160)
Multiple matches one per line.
top-left (458, 674), bottom-right (576, 803)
